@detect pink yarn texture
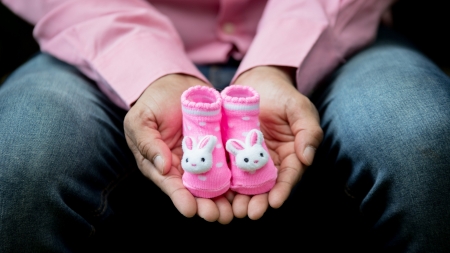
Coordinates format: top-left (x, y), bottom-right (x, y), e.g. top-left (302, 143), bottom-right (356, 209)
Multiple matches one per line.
top-left (180, 86), bottom-right (231, 198)
top-left (221, 85), bottom-right (278, 195)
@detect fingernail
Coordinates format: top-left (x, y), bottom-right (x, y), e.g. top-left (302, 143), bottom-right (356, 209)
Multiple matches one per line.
top-left (153, 155), bottom-right (164, 174)
top-left (303, 146), bottom-right (316, 166)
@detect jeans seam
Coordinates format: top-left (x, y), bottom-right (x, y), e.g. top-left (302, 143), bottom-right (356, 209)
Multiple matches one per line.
top-left (91, 171), bottom-right (133, 218)
top-left (344, 184), bottom-right (356, 199)
top-left (89, 225), bottom-right (96, 238)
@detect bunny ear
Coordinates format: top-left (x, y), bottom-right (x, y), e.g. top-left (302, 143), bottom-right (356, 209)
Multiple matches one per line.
top-left (198, 135), bottom-right (217, 152)
top-left (226, 139), bottom-right (245, 156)
top-left (182, 136), bottom-right (195, 151)
top-left (246, 129), bottom-right (264, 147)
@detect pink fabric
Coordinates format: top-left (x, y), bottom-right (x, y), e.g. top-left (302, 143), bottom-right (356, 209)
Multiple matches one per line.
top-left (1, 0), bottom-right (396, 109)
top-left (181, 86), bottom-right (230, 198)
top-left (221, 85), bottom-right (277, 195)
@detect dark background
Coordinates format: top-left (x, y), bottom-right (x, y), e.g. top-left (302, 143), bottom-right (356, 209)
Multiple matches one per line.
top-left (1, 1), bottom-right (450, 83)
top-left (0, 4), bottom-right (38, 83)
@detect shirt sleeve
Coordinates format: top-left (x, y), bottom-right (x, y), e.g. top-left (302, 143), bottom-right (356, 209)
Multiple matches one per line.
top-left (232, 0), bottom-right (397, 96)
top-left (1, 0), bottom-right (208, 109)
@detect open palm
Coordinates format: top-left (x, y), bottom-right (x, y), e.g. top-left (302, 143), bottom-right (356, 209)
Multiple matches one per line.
top-left (232, 66), bottom-right (323, 219)
top-left (124, 74), bottom-right (234, 224)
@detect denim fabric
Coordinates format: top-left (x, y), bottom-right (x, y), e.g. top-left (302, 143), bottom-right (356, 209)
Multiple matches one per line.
top-left (197, 60), bottom-right (239, 91)
top-left (304, 27), bottom-right (450, 252)
top-left (0, 27), bottom-right (449, 252)
top-left (0, 55), bottom-right (138, 252)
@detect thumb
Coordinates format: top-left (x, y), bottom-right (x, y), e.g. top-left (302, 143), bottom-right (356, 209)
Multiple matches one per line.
top-left (296, 133), bottom-right (321, 166)
top-left (288, 98), bottom-right (323, 166)
top-left (124, 110), bottom-right (172, 175)
top-left (141, 129), bottom-right (173, 175)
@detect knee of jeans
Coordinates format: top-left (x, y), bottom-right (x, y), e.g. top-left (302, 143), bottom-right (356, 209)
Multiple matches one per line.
top-left (0, 77), bottom-right (120, 230)
top-left (330, 74), bottom-right (450, 216)
top-left (323, 62), bottom-right (450, 158)
top-left (0, 70), bottom-right (116, 174)
top-left (333, 101), bottom-right (449, 170)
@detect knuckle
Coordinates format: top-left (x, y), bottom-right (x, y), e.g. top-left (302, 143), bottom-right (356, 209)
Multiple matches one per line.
top-left (136, 139), bottom-right (154, 160)
top-left (312, 127), bottom-right (324, 142)
top-left (278, 166), bottom-right (301, 184)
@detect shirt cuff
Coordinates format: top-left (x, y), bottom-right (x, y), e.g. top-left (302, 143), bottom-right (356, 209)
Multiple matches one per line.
top-left (231, 17), bottom-right (335, 93)
top-left (91, 34), bottom-right (208, 110)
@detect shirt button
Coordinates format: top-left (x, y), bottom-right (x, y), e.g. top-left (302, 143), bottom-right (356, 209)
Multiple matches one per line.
top-left (222, 22), bottom-right (235, 34)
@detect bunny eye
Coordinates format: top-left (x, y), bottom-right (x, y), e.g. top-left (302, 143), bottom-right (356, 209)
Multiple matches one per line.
top-left (185, 158), bottom-right (189, 163)
top-left (201, 158), bottom-right (205, 162)
top-left (260, 153), bottom-right (264, 157)
top-left (244, 158), bottom-right (249, 163)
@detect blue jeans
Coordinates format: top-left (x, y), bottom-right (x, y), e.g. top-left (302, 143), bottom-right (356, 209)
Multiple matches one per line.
top-left (1, 27), bottom-right (449, 252)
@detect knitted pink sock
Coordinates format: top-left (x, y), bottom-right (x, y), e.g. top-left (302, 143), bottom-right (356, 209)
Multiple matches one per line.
top-left (221, 85), bottom-right (277, 195)
top-left (181, 86), bottom-right (231, 198)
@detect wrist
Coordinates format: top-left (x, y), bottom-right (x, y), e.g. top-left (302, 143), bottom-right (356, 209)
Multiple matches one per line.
top-left (132, 73), bottom-right (210, 107)
top-left (234, 65), bottom-right (297, 90)
top-left (152, 73), bottom-right (209, 90)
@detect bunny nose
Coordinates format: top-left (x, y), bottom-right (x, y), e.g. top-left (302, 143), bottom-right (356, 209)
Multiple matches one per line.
top-left (253, 160), bottom-right (259, 164)
top-left (191, 164), bottom-right (197, 167)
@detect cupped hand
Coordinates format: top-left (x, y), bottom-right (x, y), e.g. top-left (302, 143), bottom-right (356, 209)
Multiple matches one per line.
top-left (124, 74), bottom-right (233, 224)
top-left (232, 66), bottom-right (323, 220)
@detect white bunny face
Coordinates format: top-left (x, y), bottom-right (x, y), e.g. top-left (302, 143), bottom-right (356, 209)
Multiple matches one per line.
top-left (182, 135), bottom-right (217, 174)
top-left (226, 129), bottom-right (269, 172)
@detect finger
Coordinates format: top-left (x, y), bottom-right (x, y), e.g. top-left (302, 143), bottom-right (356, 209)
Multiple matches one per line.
top-left (288, 98), bottom-right (323, 166)
top-left (170, 189), bottom-right (197, 218)
top-left (225, 190), bottom-right (236, 203)
top-left (214, 196), bottom-right (234, 224)
top-left (124, 109), bottom-right (173, 175)
top-left (247, 193), bottom-right (269, 220)
top-left (134, 125), bottom-right (173, 175)
top-left (196, 198), bottom-right (220, 222)
top-left (135, 144), bottom-right (197, 218)
top-left (145, 159), bottom-right (197, 217)
top-left (295, 126), bottom-right (322, 166)
top-left (269, 153), bottom-right (303, 209)
top-left (232, 194), bottom-right (251, 218)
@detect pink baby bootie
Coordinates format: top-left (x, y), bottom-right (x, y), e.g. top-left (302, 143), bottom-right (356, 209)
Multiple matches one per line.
top-left (181, 85), bottom-right (231, 198)
top-left (221, 85), bottom-right (278, 195)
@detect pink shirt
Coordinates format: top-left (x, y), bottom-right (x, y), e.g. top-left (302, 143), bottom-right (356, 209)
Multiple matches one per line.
top-left (2, 0), bottom-right (395, 109)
